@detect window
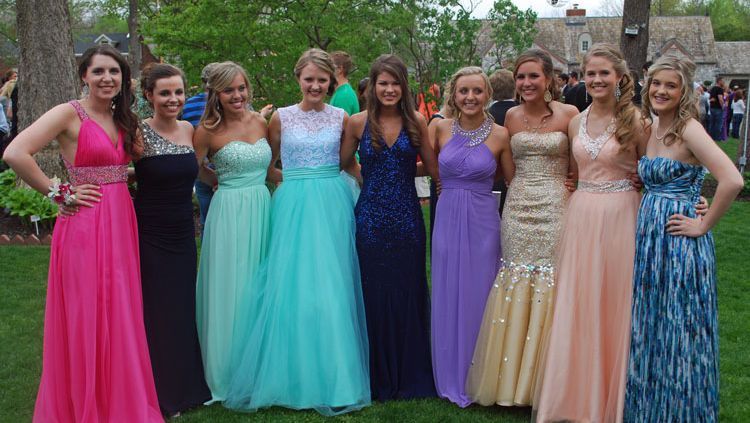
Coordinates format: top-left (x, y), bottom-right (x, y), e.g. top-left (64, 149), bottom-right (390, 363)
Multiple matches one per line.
top-left (582, 41), bottom-right (589, 51)
top-left (578, 33), bottom-right (593, 54)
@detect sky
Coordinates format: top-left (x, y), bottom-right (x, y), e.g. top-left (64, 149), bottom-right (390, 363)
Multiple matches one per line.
top-left (463, 0), bottom-right (613, 18)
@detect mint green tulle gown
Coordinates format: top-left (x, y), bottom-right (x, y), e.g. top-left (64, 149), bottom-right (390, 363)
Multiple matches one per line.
top-left (224, 104), bottom-right (370, 416)
top-left (196, 140), bottom-right (271, 403)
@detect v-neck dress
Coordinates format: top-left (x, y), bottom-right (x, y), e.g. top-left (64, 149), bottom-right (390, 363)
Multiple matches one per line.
top-left (533, 110), bottom-right (640, 422)
top-left (34, 100), bottom-right (163, 422)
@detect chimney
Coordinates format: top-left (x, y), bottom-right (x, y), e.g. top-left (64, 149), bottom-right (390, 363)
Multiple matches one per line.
top-left (566, 4), bottom-right (586, 17)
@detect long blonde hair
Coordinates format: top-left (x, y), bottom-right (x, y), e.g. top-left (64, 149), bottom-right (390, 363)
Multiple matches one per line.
top-left (641, 55), bottom-right (698, 146)
top-left (445, 66), bottom-right (493, 119)
top-left (200, 62), bottom-right (252, 130)
top-left (582, 43), bottom-right (639, 150)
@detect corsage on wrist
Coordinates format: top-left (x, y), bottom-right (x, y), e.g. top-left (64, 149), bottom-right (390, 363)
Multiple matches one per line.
top-left (48, 177), bottom-right (76, 206)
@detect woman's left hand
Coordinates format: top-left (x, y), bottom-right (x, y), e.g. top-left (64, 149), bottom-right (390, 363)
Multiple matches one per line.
top-left (666, 213), bottom-right (706, 237)
top-left (628, 172), bottom-right (644, 190)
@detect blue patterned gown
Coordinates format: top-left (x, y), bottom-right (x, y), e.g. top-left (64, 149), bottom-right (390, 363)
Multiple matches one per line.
top-left (356, 126), bottom-right (437, 401)
top-left (224, 104), bottom-right (370, 416)
top-left (625, 156), bottom-right (718, 422)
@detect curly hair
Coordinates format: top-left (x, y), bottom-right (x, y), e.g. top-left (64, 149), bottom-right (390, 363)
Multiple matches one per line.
top-left (445, 66), bottom-right (492, 119)
top-left (641, 55), bottom-right (699, 146)
top-left (582, 43), bottom-right (639, 151)
top-left (365, 54), bottom-right (420, 151)
top-left (200, 62), bottom-right (252, 130)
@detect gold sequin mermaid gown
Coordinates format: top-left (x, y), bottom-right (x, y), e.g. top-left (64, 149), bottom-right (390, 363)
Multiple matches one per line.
top-left (467, 131), bottom-right (570, 406)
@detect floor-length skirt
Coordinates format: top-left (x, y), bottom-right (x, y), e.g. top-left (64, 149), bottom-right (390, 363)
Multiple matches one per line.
top-left (224, 165), bottom-right (370, 416)
top-left (534, 190), bottom-right (639, 422)
top-left (34, 183), bottom-right (163, 422)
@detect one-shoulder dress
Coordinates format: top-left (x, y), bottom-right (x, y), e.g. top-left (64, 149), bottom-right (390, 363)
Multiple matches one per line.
top-left (33, 100), bottom-right (162, 422)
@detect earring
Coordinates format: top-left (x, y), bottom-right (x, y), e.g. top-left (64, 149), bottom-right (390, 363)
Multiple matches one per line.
top-left (615, 84), bottom-right (622, 102)
top-left (81, 83), bottom-right (89, 98)
top-left (543, 89), bottom-right (552, 103)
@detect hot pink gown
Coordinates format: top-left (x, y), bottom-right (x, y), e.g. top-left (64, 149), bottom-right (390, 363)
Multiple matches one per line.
top-left (533, 109), bottom-right (640, 422)
top-left (33, 100), bottom-right (163, 422)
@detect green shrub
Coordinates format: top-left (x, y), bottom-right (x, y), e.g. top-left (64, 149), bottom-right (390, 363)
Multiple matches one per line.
top-left (0, 169), bottom-right (58, 226)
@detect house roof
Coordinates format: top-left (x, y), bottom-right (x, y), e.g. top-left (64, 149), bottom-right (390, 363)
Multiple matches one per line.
top-left (74, 33), bottom-right (130, 56)
top-left (479, 15), bottom-right (718, 68)
top-left (714, 42), bottom-right (750, 76)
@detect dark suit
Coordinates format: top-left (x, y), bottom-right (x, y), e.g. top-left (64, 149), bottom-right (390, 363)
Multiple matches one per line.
top-left (569, 81), bottom-right (591, 112)
top-left (488, 100), bottom-right (517, 217)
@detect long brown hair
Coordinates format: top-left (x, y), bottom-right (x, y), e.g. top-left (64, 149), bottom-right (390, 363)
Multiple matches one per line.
top-left (513, 49), bottom-right (560, 103)
top-left (200, 62), bottom-right (252, 130)
top-left (582, 43), bottom-right (639, 150)
top-left (641, 56), bottom-right (698, 146)
top-left (366, 54), bottom-right (420, 151)
top-left (78, 45), bottom-right (138, 158)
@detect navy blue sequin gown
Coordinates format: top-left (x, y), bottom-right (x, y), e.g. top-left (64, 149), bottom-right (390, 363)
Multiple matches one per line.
top-left (625, 156), bottom-right (717, 422)
top-left (355, 126), bottom-right (436, 401)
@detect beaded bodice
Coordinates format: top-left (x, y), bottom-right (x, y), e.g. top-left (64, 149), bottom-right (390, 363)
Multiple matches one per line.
top-left (278, 104), bottom-right (344, 169)
top-left (65, 100), bottom-right (129, 186)
top-left (212, 140), bottom-right (271, 189)
top-left (510, 131), bottom-right (569, 180)
top-left (140, 122), bottom-right (194, 158)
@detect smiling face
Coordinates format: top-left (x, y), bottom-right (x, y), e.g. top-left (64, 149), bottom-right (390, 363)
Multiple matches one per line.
top-left (146, 75), bottom-right (185, 120)
top-left (297, 63), bottom-right (331, 106)
top-left (374, 71), bottom-right (402, 107)
top-left (454, 74), bottom-right (489, 118)
top-left (218, 72), bottom-right (248, 114)
top-left (649, 69), bottom-right (682, 115)
top-left (515, 60), bottom-right (548, 103)
top-left (82, 54), bottom-right (122, 101)
top-left (584, 56), bottom-right (620, 102)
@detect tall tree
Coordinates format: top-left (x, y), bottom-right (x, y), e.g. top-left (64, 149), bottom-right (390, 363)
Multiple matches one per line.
top-left (484, 0), bottom-right (537, 71)
top-left (127, 0), bottom-right (141, 78)
top-left (16, 0), bottom-right (79, 178)
top-left (620, 0), bottom-right (651, 73)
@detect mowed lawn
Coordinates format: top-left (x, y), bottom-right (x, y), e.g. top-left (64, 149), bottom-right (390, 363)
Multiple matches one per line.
top-left (1, 202), bottom-right (748, 422)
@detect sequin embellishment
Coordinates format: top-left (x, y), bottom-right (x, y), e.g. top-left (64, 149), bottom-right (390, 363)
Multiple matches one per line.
top-left (66, 164), bottom-right (128, 186)
top-left (140, 122), bottom-right (194, 158)
top-left (452, 117), bottom-right (494, 147)
top-left (578, 179), bottom-right (635, 193)
top-left (579, 107), bottom-right (615, 160)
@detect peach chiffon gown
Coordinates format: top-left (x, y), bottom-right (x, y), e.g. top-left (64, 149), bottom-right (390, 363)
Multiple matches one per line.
top-left (533, 109), bottom-right (640, 422)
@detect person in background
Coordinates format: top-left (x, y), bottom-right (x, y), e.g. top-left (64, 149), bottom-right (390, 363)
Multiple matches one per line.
top-left (701, 82), bottom-right (711, 129)
top-left (563, 70), bottom-right (579, 103)
top-left (488, 69), bottom-right (517, 216)
top-left (183, 63), bottom-right (218, 234)
top-left (731, 89), bottom-right (745, 139)
top-left (0, 101), bottom-right (9, 158)
top-left (330, 51), bottom-right (360, 116)
top-left (558, 73), bottom-right (569, 98)
top-left (632, 69), bottom-right (642, 106)
top-left (708, 76), bottom-right (725, 141)
top-left (357, 77), bottom-right (369, 112)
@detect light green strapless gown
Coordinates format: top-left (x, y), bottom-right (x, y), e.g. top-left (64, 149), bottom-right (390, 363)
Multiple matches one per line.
top-left (196, 140), bottom-right (271, 403)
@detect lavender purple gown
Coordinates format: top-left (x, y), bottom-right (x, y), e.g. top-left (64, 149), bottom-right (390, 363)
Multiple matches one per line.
top-left (431, 118), bottom-right (501, 407)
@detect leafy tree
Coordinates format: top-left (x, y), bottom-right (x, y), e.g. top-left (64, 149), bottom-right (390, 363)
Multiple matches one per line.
top-left (484, 0), bottom-right (537, 72)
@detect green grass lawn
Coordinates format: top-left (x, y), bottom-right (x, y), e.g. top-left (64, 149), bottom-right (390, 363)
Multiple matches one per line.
top-left (1, 203), bottom-right (748, 422)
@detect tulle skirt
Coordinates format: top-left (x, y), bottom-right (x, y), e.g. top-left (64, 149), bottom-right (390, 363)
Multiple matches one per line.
top-left (224, 165), bottom-right (370, 416)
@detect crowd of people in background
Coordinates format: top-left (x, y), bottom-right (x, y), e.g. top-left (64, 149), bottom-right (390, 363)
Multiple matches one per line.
top-left (1, 40), bottom-right (745, 423)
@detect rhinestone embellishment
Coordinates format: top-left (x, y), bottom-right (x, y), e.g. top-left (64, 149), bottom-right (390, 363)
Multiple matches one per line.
top-left (452, 117), bottom-right (493, 147)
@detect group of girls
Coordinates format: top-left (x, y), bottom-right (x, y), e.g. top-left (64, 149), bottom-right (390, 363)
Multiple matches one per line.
top-left (3, 40), bottom-right (743, 423)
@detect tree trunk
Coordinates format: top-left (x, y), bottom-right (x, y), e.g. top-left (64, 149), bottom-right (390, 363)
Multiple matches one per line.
top-left (128, 0), bottom-right (141, 79)
top-left (620, 0), bottom-right (651, 74)
top-left (16, 0), bottom-right (78, 180)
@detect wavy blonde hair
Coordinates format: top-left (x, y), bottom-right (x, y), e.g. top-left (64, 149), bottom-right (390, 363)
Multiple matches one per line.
top-left (200, 62), bottom-right (252, 130)
top-left (445, 66), bottom-right (493, 120)
top-left (641, 55), bottom-right (698, 146)
top-left (582, 43), bottom-right (639, 151)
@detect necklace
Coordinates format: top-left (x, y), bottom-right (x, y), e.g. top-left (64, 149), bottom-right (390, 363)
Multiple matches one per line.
top-left (654, 122), bottom-right (673, 141)
top-left (452, 117), bottom-right (493, 147)
top-left (523, 113), bottom-right (550, 133)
